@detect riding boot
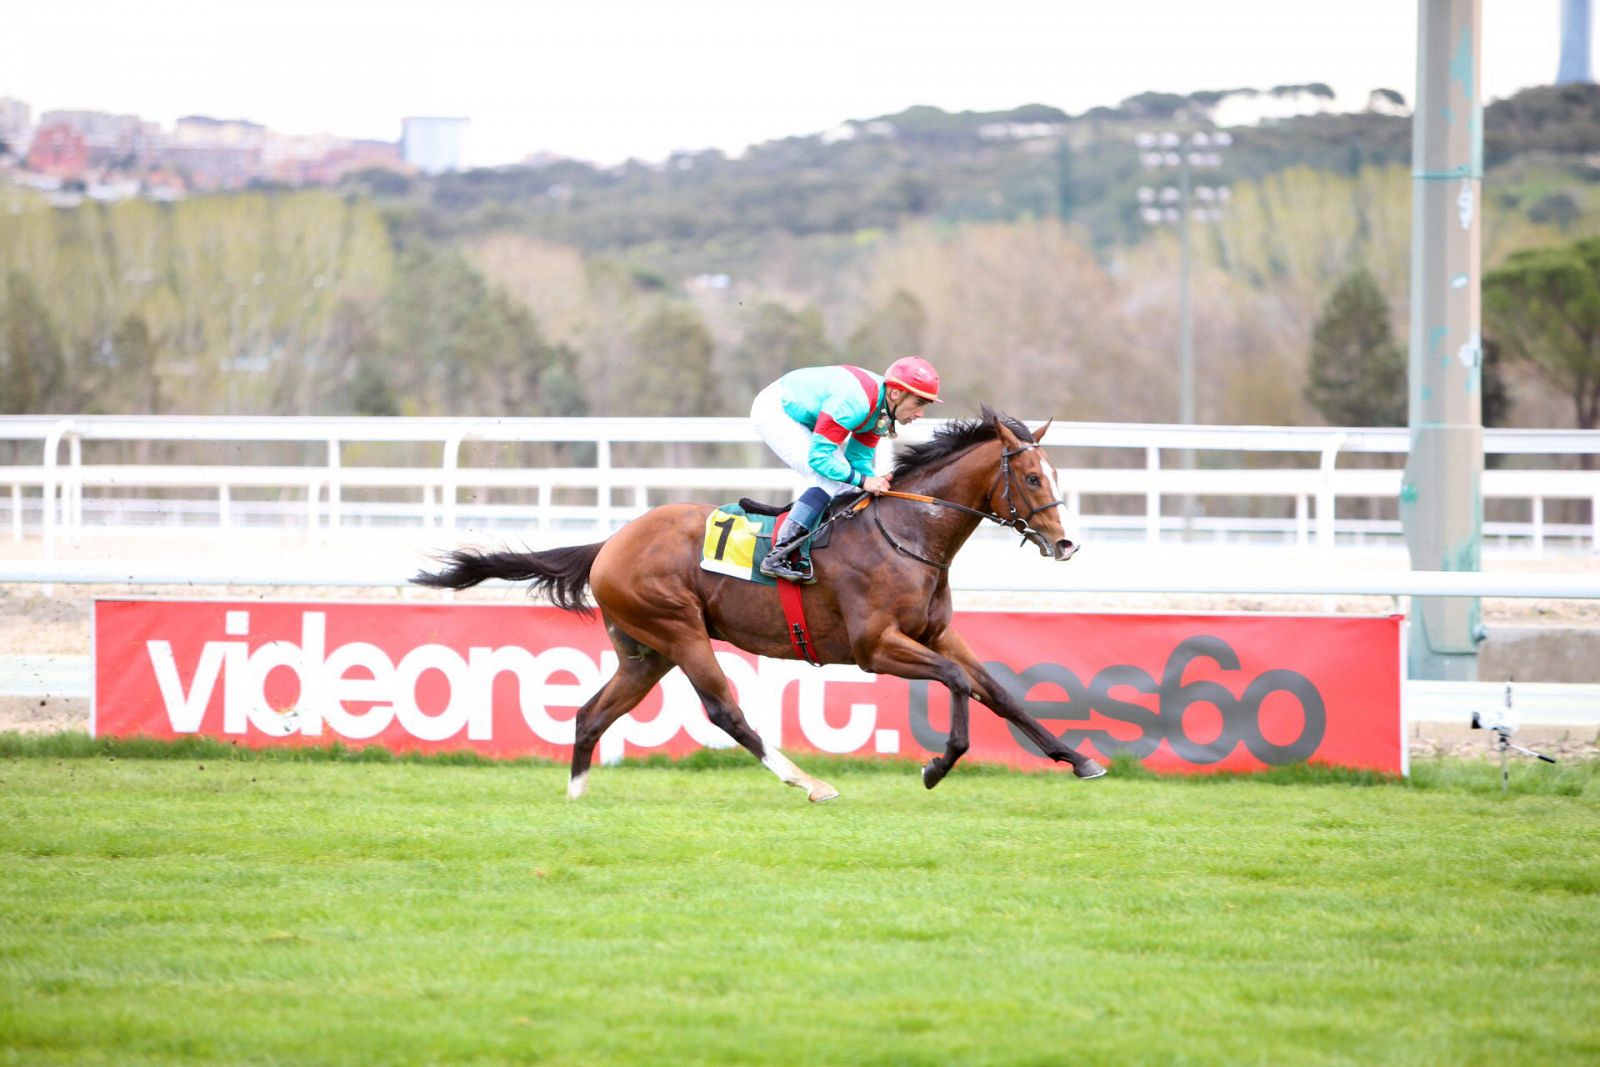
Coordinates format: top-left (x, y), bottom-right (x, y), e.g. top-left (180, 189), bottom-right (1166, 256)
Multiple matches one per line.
top-left (760, 487), bottom-right (829, 583)
top-left (759, 526), bottom-right (815, 583)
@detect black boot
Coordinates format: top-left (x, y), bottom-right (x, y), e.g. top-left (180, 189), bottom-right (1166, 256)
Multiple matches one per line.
top-left (760, 489), bottom-right (828, 584)
top-left (760, 526), bottom-right (815, 583)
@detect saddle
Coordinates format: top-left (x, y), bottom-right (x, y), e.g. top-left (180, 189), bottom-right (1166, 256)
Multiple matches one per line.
top-left (700, 492), bottom-right (867, 586)
top-left (733, 493), bottom-right (870, 666)
top-left (738, 489), bottom-right (868, 544)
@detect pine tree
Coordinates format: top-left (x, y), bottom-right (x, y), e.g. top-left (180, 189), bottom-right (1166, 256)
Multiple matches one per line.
top-left (1305, 267), bottom-right (1406, 426)
top-left (1484, 236), bottom-right (1600, 431)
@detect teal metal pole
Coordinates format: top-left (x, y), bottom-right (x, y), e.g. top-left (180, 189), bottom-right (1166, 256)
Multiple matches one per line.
top-left (1402, 0), bottom-right (1484, 680)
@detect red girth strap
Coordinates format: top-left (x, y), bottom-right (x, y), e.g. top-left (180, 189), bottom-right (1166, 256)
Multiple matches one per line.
top-left (772, 511), bottom-right (820, 666)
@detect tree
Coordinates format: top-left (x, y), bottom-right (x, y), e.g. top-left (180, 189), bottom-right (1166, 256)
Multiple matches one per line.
top-left (110, 312), bottom-right (159, 413)
top-left (1481, 335), bottom-right (1512, 429)
top-left (1528, 192), bottom-right (1580, 232)
top-left (346, 355), bottom-right (400, 417)
top-left (1483, 237), bottom-right (1600, 431)
top-left (484, 290), bottom-right (586, 417)
top-left (1305, 267), bottom-right (1406, 425)
top-left (625, 303), bottom-right (715, 416)
top-left (846, 289), bottom-right (927, 369)
top-left (1120, 92), bottom-right (1188, 119)
top-left (0, 272), bottom-right (64, 413)
top-left (1054, 139), bottom-right (1075, 222)
top-left (380, 244), bottom-right (497, 413)
top-left (720, 301), bottom-right (833, 411)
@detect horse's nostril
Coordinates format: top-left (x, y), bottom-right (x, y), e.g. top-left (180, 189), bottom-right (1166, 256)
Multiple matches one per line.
top-left (1056, 539), bottom-right (1078, 560)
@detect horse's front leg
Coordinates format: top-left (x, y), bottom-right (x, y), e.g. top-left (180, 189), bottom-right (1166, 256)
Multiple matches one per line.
top-left (931, 629), bottom-right (1107, 780)
top-left (854, 627), bottom-right (976, 789)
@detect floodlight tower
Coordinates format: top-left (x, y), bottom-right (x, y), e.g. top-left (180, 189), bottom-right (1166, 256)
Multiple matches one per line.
top-left (1137, 131), bottom-right (1230, 432)
top-left (1138, 130), bottom-right (1231, 533)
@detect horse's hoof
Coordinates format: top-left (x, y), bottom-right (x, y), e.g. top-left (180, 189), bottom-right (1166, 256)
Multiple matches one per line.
top-left (1074, 759), bottom-right (1107, 780)
top-left (922, 762), bottom-right (946, 790)
top-left (807, 783), bottom-right (840, 803)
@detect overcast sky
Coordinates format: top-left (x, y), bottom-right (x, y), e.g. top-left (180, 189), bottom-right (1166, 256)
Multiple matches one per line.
top-left (2, 0), bottom-right (1586, 166)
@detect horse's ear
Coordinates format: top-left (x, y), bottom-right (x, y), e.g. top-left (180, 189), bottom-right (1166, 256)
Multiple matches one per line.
top-left (1032, 419), bottom-right (1053, 442)
top-left (993, 411), bottom-right (1021, 447)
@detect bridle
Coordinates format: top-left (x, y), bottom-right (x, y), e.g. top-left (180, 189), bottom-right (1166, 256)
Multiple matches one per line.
top-left (849, 443), bottom-right (1067, 569)
top-left (993, 443), bottom-right (1069, 549)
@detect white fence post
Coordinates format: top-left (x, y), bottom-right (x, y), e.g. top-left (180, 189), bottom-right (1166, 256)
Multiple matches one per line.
top-left (596, 438), bottom-right (613, 534)
top-left (67, 433), bottom-right (83, 542)
top-left (1317, 433), bottom-right (1345, 553)
top-left (304, 478), bottom-right (320, 538)
top-left (40, 420), bottom-right (75, 562)
top-left (327, 437), bottom-right (343, 531)
top-left (442, 431), bottom-right (464, 535)
top-left (1145, 446), bottom-right (1161, 544)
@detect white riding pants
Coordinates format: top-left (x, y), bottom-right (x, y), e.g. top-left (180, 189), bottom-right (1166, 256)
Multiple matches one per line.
top-left (751, 382), bottom-right (854, 496)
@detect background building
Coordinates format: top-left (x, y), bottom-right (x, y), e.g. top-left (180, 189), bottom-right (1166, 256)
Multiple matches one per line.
top-left (1559, 0), bottom-right (1594, 84)
top-left (168, 116), bottom-right (267, 189)
top-left (39, 109), bottom-right (149, 167)
top-left (25, 122), bottom-right (88, 177)
top-left (401, 116), bottom-right (468, 174)
top-left (0, 97), bottom-right (32, 159)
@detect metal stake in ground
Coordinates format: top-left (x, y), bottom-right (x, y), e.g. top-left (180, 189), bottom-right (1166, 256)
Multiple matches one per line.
top-left (1471, 682), bottom-right (1558, 791)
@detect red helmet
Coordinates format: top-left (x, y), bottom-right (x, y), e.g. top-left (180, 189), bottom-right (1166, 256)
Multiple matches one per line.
top-left (884, 356), bottom-right (942, 402)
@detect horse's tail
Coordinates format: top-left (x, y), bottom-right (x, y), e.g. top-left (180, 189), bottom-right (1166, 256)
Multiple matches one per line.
top-left (411, 542), bottom-right (607, 616)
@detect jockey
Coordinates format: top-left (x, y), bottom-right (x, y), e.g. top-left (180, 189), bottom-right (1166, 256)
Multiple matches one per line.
top-left (750, 356), bottom-right (941, 582)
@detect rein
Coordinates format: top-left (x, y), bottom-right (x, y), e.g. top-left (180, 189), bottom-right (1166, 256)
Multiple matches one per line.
top-left (852, 444), bottom-right (1067, 569)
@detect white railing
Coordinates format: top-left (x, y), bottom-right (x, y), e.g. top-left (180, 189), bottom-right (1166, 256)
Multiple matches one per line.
top-left (4, 554), bottom-right (1600, 599)
top-left (3, 415), bottom-right (1598, 557)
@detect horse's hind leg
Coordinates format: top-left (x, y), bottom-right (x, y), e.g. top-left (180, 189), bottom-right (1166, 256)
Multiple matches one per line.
top-left (567, 621), bottom-right (672, 799)
top-left (672, 638), bottom-right (839, 803)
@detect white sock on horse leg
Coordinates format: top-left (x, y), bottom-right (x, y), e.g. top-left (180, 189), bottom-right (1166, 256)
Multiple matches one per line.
top-left (761, 748), bottom-right (808, 785)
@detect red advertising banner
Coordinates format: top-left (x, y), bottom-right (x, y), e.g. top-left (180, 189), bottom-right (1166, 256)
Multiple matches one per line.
top-left (92, 599), bottom-right (1404, 775)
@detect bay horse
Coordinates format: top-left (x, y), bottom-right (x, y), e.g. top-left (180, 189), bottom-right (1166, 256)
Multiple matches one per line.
top-left (413, 407), bottom-right (1106, 801)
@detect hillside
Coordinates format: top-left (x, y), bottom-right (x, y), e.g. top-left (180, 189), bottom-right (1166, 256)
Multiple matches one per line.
top-left (2, 85), bottom-right (1598, 430)
top-left (361, 84), bottom-right (1598, 272)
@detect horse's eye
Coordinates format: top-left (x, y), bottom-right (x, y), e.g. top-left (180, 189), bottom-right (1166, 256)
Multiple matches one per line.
top-left (1026, 474), bottom-right (1041, 487)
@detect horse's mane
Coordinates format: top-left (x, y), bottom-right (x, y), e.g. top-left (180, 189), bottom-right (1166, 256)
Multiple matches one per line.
top-left (892, 405), bottom-right (1035, 479)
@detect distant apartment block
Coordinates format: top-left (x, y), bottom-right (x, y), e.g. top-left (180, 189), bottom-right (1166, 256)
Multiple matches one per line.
top-left (40, 109), bottom-right (153, 166)
top-left (174, 115), bottom-right (268, 149)
top-left (26, 122), bottom-right (89, 177)
top-left (1559, 0), bottom-right (1594, 84)
top-left (402, 116), bottom-right (468, 174)
top-left (261, 131), bottom-right (403, 184)
top-left (0, 97), bottom-right (31, 157)
top-left (2, 98), bottom-right (417, 197)
top-left (167, 116), bottom-right (267, 189)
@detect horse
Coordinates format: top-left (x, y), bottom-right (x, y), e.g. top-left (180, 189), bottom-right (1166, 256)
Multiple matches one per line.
top-left (412, 406), bottom-right (1106, 801)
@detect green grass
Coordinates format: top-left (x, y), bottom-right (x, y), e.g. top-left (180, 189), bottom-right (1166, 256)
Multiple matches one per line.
top-left (2, 736), bottom-right (1598, 1066)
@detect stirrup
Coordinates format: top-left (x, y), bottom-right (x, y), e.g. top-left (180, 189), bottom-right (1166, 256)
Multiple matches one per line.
top-left (760, 551), bottom-right (815, 584)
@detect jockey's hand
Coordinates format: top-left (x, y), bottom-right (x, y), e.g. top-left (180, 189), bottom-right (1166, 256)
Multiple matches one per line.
top-left (862, 474), bottom-right (892, 496)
